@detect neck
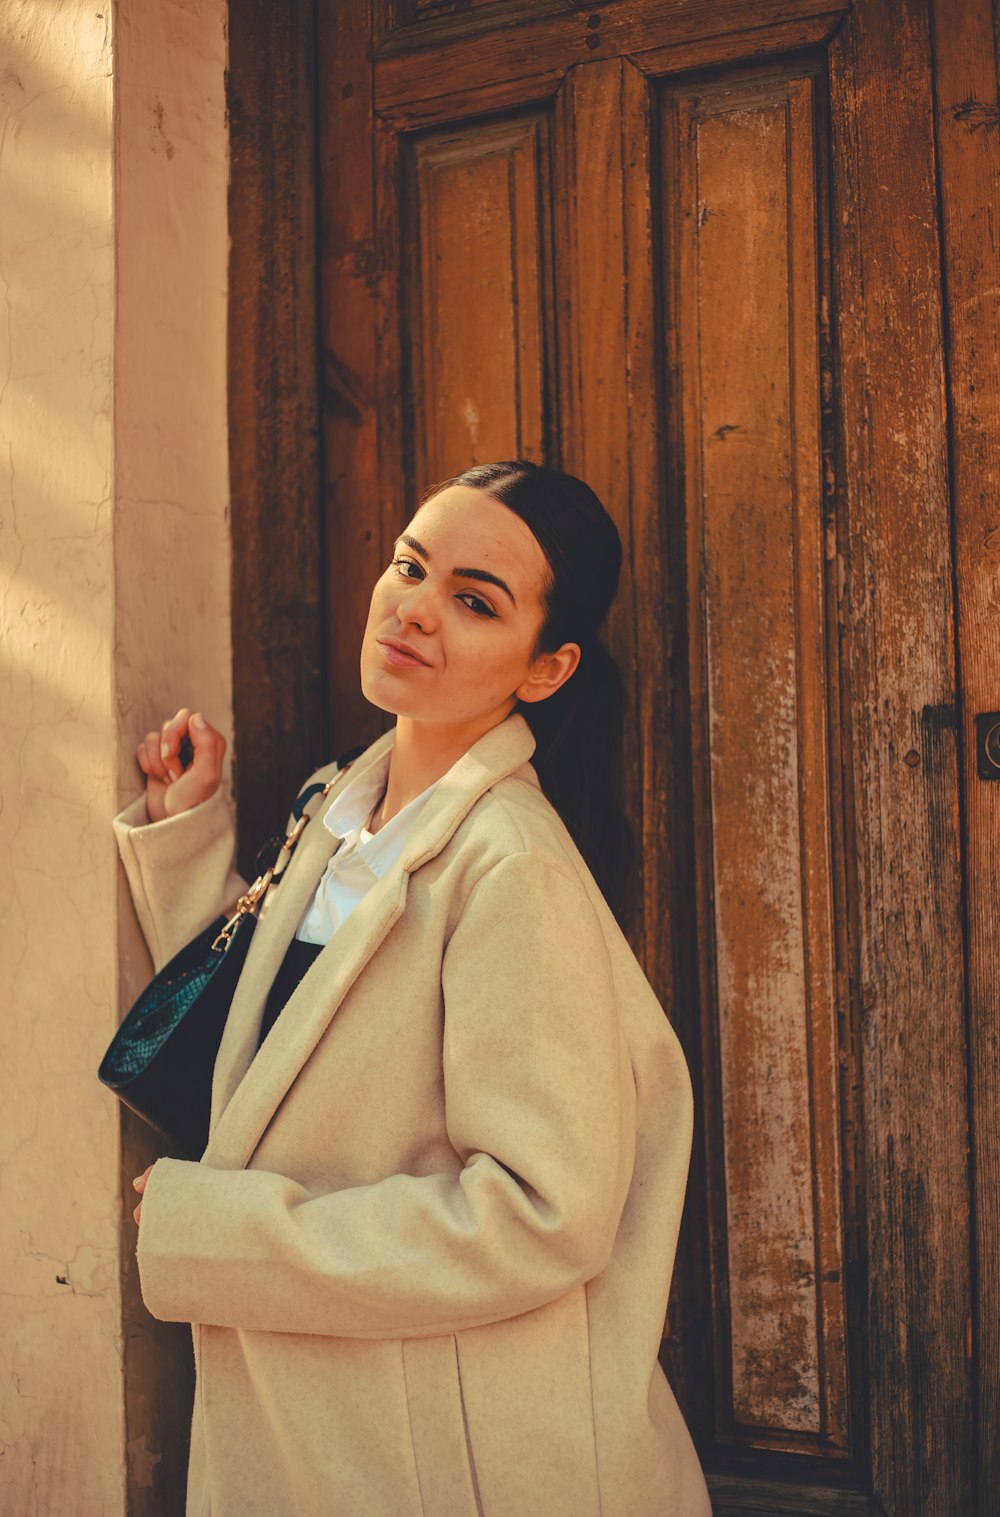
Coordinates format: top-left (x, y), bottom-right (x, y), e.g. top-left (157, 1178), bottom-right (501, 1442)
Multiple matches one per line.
top-left (368, 706), bottom-right (515, 834)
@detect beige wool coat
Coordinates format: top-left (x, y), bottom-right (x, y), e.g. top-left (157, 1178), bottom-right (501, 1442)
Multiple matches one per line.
top-left (112, 711), bottom-right (711, 1517)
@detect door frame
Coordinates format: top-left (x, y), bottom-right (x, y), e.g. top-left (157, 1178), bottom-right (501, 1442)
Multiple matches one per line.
top-left (227, 0), bottom-right (328, 878)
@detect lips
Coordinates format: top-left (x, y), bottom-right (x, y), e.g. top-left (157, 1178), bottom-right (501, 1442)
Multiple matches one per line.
top-left (376, 637), bottom-right (432, 669)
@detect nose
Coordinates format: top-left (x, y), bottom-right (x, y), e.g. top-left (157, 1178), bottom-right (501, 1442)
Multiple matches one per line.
top-left (395, 571), bottom-right (438, 633)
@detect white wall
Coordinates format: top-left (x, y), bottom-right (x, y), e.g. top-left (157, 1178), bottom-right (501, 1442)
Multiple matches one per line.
top-left (0, 4), bottom-right (124, 1510)
top-left (0, 0), bottom-right (232, 1509)
top-left (114, 2), bottom-right (233, 1504)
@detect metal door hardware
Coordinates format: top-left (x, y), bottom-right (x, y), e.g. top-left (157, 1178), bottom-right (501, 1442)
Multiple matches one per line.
top-left (975, 713), bottom-right (1000, 780)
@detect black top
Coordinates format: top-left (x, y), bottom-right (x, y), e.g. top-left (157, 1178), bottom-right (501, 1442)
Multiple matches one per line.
top-left (257, 936), bottom-right (325, 1050)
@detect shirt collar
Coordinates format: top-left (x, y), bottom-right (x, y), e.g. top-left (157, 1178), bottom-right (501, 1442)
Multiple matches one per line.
top-left (322, 748), bottom-right (392, 840)
top-left (322, 745), bottom-right (443, 880)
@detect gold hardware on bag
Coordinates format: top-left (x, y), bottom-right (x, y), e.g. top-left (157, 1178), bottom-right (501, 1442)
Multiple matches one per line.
top-left (211, 910), bottom-right (245, 953)
top-left (282, 816), bottom-right (309, 849)
top-left (210, 866), bottom-right (274, 952)
top-left (210, 759), bottom-right (354, 953)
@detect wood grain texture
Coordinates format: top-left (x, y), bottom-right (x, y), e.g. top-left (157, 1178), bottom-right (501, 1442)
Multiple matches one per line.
top-left (552, 57), bottom-right (656, 969)
top-left (376, 15), bottom-right (846, 131)
top-left (316, 0), bottom-right (398, 761)
top-left (376, 0), bottom-right (569, 48)
top-left (381, 67), bottom-right (567, 131)
top-left (708, 1473), bottom-right (882, 1516)
top-left (828, 0), bottom-right (974, 1510)
top-left (406, 116), bottom-right (549, 482)
top-left (665, 64), bottom-right (849, 1456)
top-left (412, 0), bottom-right (506, 19)
top-left (227, 0), bottom-right (328, 876)
top-left (627, 14), bottom-right (847, 78)
top-left (548, 58), bottom-right (717, 1431)
top-left (928, 0), bottom-right (1000, 1505)
top-left (374, 0), bottom-right (849, 114)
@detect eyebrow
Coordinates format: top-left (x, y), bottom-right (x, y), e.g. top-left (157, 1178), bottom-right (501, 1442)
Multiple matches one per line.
top-left (395, 533), bottom-right (518, 607)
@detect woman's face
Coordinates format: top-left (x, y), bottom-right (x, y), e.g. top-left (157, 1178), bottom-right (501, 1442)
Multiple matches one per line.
top-left (360, 485), bottom-right (579, 730)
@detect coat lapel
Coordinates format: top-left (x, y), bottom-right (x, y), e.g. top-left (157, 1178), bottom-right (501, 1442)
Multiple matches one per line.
top-left (203, 712), bottom-right (538, 1169)
top-left (205, 727), bottom-right (396, 1143)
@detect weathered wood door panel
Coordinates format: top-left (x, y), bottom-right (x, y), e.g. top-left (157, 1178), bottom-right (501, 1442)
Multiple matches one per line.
top-left (929, 0), bottom-right (1000, 1507)
top-left (224, 0), bottom-right (987, 1511)
top-left (663, 62), bottom-right (851, 1459)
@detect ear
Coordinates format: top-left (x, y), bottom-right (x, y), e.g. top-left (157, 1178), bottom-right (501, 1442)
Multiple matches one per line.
top-left (515, 641), bottom-right (581, 704)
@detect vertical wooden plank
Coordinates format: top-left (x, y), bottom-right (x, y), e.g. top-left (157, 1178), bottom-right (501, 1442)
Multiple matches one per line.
top-left (929, 0), bottom-right (1000, 1505)
top-left (552, 56), bottom-right (663, 966)
top-left (550, 51), bottom-right (718, 1439)
top-left (704, 83), bottom-right (822, 1435)
top-left (666, 67), bottom-right (849, 1458)
top-left (318, 0), bottom-right (392, 758)
top-left (370, 0), bottom-right (410, 634)
top-left (828, 0), bottom-right (974, 1510)
top-left (658, 53), bottom-right (716, 1450)
top-left (406, 117), bottom-right (548, 484)
top-left (228, 0), bottom-right (327, 871)
top-left (786, 76), bottom-right (851, 1459)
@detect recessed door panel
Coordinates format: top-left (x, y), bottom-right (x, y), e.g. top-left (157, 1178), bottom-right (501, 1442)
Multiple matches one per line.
top-left (663, 68), bottom-right (848, 1454)
top-left (405, 116), bottom-right (551, 483)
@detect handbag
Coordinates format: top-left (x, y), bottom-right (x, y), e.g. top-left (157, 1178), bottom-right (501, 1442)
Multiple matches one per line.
top-left (98, 745), bottom-right (365, 1159)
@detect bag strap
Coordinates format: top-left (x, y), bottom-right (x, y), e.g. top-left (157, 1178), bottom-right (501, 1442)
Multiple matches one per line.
top-left (212, 741), bottom-right (367, 953)
top-left (287, 742), bottom-right (368, 825)
top-left (251, 741), bottom-right (368, 874)
top-left (267, 741), bottom-right (368, 882)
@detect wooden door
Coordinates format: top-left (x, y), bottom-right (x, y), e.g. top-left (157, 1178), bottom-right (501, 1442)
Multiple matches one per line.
top-left (226, 1), bottom-right (991, 1513)
top-left (320, 5), bottom-right (865, 1505)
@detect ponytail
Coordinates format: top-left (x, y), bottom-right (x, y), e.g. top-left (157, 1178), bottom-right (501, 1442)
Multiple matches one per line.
top-left (515, 636), bottom-right (635, 926)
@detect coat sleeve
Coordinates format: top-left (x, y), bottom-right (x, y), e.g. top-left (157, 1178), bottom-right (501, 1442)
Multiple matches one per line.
top-left (112, 788), bottom-right (249, 972)
top-left (134, 851), bottom-right (639, 1338)
top-left (113, 757), bottom-right (340, 973)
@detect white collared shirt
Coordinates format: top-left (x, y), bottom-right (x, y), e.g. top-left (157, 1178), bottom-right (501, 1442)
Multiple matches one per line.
top-left (293, 747), bottom-right (442, 946)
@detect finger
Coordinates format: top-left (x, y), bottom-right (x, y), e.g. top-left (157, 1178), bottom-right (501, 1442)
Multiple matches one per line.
top-left (160, 708), bottom-right (192, 782)
top-left (137, 740), bottom-right (165, 782)
top-left (189, 714), bottom-right (225, 784)
top-left (133, 1201), bottom-right (142, 1226)
top-left (132, 1164), bottom-right (153, 1192)
top-left (188, 711), bottom-right (225, 754)
top-left (143, 730), bottom-right (170, 784)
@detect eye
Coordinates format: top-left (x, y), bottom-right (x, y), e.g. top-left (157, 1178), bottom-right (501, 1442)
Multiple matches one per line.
top-left (457, 592), bottom-right (496, 619)
top-left (389, 557), bottom-right (497, 619)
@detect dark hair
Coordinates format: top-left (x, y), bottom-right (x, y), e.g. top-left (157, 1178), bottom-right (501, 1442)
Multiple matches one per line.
top-left (419, 459), bottom-right (636, 925)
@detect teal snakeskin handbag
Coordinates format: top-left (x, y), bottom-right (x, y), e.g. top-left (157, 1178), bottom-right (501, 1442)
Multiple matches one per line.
top-left (98, 747), bottom-right (363, 1158)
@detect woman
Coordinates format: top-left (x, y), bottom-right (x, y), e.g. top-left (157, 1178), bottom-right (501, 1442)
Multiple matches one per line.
top-left (114, 460), bottom-right (711, 1517)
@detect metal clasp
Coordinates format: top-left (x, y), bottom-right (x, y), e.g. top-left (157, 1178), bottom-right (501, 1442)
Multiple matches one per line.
top-left (210, 865), bottom-right (275, 951)
top-left (211, 911), bottom-right (243, 953)
top-left (210, 773), bottom-right (342, 953)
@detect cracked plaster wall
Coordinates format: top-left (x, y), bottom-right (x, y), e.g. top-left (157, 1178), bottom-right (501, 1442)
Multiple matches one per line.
top-left (0, 0), bottom-right (232, 1511)
top-left (114, 3), bottom-right (232, 1510)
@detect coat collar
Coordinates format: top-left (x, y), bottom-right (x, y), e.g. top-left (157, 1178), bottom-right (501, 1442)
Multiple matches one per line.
top-left (203, 711), bottom-right (538, 1168)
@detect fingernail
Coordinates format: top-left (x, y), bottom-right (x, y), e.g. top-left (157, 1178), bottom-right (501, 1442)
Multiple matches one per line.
top-left (191, 712), bottom-right (206, 729)
top-left (132, 1176), bottom-right (142, 1189)
top-left (160, 742), bottom-right (170, 759)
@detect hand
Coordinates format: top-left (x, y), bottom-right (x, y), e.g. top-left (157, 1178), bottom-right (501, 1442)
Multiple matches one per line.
top-left (136, 707), bottom-right (227, 822)
top-left (132, 1164), bottom-right (154, 1226)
